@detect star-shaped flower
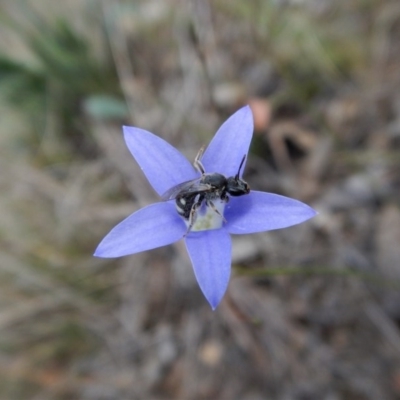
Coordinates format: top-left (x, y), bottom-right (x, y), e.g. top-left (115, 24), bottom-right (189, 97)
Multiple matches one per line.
top-left (94, 106), bottom-right (316, 309)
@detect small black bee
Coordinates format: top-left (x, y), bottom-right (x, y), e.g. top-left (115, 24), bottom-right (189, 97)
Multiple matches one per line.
top-left (161, 147), bottom-right (250, 235)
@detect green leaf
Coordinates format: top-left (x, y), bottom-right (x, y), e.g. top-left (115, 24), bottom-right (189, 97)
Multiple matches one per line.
top-left (84, 95), bottom-right (129, 120)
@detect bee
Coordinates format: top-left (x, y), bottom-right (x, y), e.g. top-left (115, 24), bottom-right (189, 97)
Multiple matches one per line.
top-left (161, 147), bottom-right (250, 235)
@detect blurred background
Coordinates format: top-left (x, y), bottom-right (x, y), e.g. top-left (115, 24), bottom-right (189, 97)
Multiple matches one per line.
top-left (1, 0), bottom-right (400, 399)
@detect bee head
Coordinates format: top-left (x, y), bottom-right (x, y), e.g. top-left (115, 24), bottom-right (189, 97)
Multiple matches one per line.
top-left (226, 155), bottom-right (250, 196)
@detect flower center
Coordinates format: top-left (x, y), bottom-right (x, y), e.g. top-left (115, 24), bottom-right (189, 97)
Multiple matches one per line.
top-left (188, 200), bottom-right (226, 232)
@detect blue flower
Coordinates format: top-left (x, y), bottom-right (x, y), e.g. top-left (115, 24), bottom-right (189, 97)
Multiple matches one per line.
top-left (94, 106), bottom-right (316, 309)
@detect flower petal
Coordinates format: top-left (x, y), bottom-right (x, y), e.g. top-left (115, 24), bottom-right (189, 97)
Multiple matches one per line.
top-left (185, 229), bottom-right (231, 310)
top-left (225, 191), bottom-right (317, 234)
top-left (123, 126), bottom-right (198, 196)
top-left (201, 105), bottom-right (253, 177)
top-left (94, 202), bottom-right (186, 257)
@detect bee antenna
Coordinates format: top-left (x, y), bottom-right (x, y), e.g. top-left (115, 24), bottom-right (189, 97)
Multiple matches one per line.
top-left (235, 155), bottom-right (246, 180)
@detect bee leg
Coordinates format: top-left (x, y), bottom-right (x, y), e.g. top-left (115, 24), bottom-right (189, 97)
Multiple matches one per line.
top-left (221, 193), bottom-right (229, 203)
top-left (194, 146), bottom-right (206, 174)
top-left (207, 200), bottom-right (227, 223)
top-left (184, 199), bottom-right (202, 237)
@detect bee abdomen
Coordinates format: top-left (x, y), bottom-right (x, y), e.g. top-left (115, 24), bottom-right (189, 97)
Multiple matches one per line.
top-left (175, 193), bottom-right (202, 220)
top-left (175, 197), bottom-right (187, 217)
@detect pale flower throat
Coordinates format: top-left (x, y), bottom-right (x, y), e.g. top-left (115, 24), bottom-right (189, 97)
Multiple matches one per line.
top-left (186, 200), bottom-right (226, 232)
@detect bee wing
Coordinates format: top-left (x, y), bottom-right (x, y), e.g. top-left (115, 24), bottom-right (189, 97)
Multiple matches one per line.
top-left (161, 178), bottom-right (211, 200)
